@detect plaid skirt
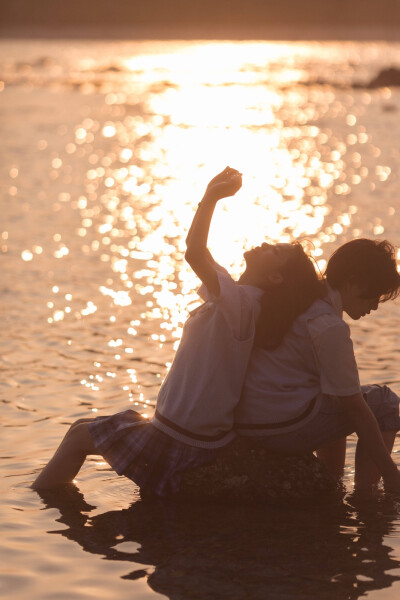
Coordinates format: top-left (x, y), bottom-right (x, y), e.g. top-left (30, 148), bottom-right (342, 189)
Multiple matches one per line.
top-left (88, 409), bottom-right (219, 496)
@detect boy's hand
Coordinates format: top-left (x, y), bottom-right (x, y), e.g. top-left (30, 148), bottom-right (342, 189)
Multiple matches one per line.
top-left (204, 166), bottom-right (242, 201)
top-left (383, 468), bottom-right (400, 494)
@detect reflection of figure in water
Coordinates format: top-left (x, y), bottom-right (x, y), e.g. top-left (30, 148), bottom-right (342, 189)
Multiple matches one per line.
top-left (33, 167), bottom-right (323, 493)
top-left (37, 486), bottom-right (400, 599)
top-left (234, 239), bottom-right (400, 492)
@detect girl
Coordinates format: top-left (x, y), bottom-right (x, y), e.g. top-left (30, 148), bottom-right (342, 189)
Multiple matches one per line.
top-left (32, 167), bottom-right (323, 495)
top-left (235, 238), bottom-right (400, 493)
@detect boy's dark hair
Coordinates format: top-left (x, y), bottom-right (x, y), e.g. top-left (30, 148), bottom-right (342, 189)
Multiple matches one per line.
top-left (254, 243), bottom-right (326, 350)
top-left (325, 238), bottom-right (400, 302)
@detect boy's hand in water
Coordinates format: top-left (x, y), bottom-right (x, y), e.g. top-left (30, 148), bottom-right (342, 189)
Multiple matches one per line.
top-left (204, 166), bottom-right (242, 201)
top-left (383, 468), bottom-right (400, 494)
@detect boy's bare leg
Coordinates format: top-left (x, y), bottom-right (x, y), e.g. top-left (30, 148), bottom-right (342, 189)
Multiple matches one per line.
top-left (355, 430), bottom-right (397, 490)
top-left (32, 421), bottom-right (97, 490)
top-left (317, 437), bottom-right (347, 480)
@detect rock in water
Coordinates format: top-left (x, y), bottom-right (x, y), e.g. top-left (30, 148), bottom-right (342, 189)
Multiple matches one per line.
top-left (179, 436), bottom-right (338, 502)
top-left (368, 68), bottom-right (400, 88)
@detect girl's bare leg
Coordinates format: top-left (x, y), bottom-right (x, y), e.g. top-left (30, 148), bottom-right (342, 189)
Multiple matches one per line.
top-left (355, 430), bottom-right (397, 491)
top-left (317, 437), bottom-right (347, 480)
top-left (32, 420), bottom-right (98, 490)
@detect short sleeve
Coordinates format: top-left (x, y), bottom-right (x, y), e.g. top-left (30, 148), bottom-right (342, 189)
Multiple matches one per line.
top-left (198, 261), bottom-right (229, 302)
top-left (198, 265), bottom-right (262, 341)
top-left (308, 316), bottom-right (361, 397)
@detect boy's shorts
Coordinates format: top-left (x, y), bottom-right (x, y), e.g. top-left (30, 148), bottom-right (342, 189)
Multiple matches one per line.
top-left (249, 384), bottom-right (400, 455)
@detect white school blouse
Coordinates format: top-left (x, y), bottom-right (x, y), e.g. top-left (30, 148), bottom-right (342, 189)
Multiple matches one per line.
top-left (152, 264), bottom-right (264, 448)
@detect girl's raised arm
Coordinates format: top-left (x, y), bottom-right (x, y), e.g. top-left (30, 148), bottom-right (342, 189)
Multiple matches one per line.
top-left (185, 166), bottom-right (242, 296)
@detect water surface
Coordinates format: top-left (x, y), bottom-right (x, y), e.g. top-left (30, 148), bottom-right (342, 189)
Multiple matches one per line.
top-left (2, 39), bottom-right (400, 599)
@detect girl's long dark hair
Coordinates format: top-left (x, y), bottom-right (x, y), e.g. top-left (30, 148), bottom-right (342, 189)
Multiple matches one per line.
top-left (254, 243), bottom-right (326, 350)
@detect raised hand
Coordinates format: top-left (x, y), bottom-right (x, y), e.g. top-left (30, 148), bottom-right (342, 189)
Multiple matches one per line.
top-left (204, 166), bottom-right (242, 202)
top-left (185, 166), bottom-right (242, 296)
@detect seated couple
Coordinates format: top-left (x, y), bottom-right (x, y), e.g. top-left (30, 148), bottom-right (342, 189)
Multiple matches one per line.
top-left (33, 167), bottom-right (400, 496)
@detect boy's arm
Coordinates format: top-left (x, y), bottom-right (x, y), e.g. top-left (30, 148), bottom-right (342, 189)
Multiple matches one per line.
top-left (185, 166), bottom-right (242, 297)
top-left (338, 392), bottom-right (400, 491)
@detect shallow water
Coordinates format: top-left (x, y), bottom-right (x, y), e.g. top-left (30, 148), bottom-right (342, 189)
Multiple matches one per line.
top-left (2, 39), bottom-right (400, 599)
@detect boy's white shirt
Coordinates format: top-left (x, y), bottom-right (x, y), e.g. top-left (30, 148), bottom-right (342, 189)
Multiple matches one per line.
top-left (307, 285), bottom-right (361, 398)
top-left (236, 284), bottom-right (361, 435)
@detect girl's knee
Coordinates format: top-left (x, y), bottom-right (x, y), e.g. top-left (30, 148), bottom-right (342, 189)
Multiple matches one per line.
top-left (67, 418), bottom-right (95, 436)
top-left (66, 422), bottom-right (97, 454)
top-left (379, 385), bottom-right (400, 419)
top-left (71, 417), bottom-right (94, 428)
top-left (364, 384), bottom-right (400, 432)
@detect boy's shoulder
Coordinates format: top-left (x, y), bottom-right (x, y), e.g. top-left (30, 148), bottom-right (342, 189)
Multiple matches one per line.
top-left (299, 296), bottom-right (346, 339)
top-left (300, 295), bottom-right (339, 321)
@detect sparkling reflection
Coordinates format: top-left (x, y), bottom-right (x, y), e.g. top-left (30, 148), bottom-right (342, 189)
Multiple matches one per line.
top-left (3, 39), bottom-right (400, 600)
top-left (2, 38), bottom-right (400, 482)
top-left (37, 43), bottom-right (396, 413)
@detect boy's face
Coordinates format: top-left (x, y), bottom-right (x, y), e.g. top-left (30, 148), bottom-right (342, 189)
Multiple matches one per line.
top-left (340, 282), bottom-right (380, 320)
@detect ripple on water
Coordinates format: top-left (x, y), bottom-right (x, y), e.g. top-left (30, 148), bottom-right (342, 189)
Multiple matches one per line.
top-left (2, 39), bottom-right (400, 600)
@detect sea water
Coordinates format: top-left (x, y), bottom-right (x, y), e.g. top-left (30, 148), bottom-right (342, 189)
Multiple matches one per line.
top-left (2, 39), bottom-right (400, 599)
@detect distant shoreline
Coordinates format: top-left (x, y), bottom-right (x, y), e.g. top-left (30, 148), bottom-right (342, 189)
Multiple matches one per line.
top-left (1, 25), bottom-right (400, 42)
top-left (2, 0), bottom-right (400, 41)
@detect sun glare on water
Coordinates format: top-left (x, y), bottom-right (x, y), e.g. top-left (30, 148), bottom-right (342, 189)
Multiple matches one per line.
top-left (10, 40), bottom-right (389, 409)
